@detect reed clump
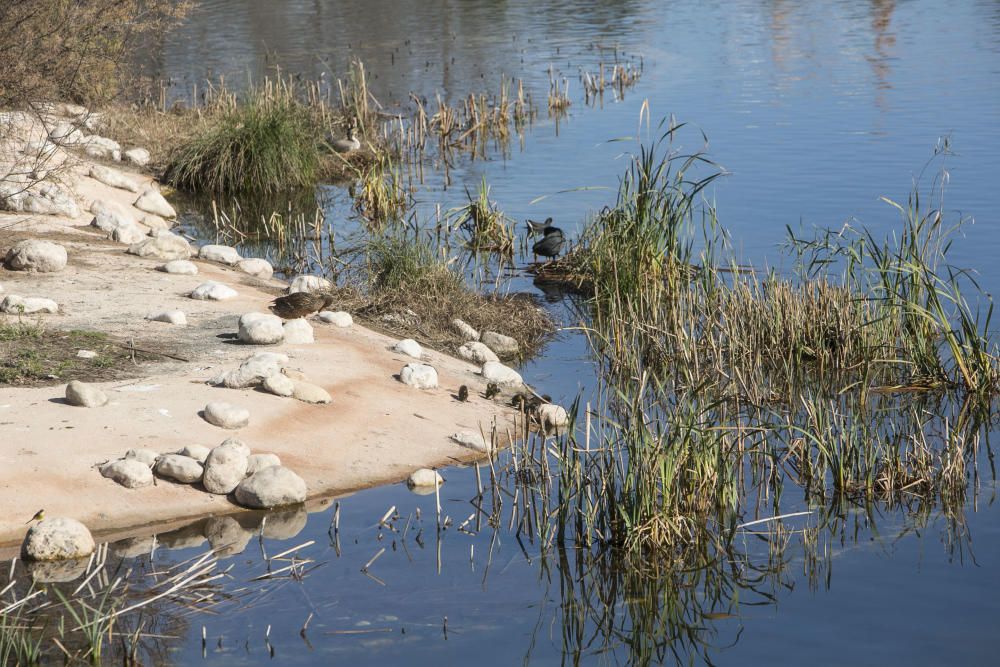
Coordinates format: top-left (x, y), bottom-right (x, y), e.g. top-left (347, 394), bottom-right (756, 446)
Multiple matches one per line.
top-left (454, 177), bottom-right (515, 255)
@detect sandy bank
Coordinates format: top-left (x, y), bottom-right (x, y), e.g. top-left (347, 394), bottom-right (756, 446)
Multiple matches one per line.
top-left (0, 109), bottom-right (511, 549)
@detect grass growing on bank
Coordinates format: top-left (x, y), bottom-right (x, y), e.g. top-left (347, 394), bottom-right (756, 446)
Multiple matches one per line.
top-left (351, 233), bottom-right (553, 356)
top-left (163, 79), bottom-right (323, 195)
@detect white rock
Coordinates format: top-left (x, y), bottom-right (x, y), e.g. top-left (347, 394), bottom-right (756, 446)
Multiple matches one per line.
top-left (127, 232), bottom-right (192, 260)
top-left (0, 181), bottom-right (80, 218)
top-left (198, 244), bottom-right (241, 265)
top-left (154, 454), bottom-right (204, 483)
top-left (236, 258), bottom-right (273, 279)
top-left (190, 281), bottom-right (237, 301)
top-left (111, 222), bottom-right (147, 244)
top-left (262, 373), bottom-right (295, 397)
top-left (160, 259), bottom-right (197, 274)
top-left (287, 275), bottom-right (331, 294)
top-left (218, 437), bottom-right (250, 456)
top-left (134, 189), bottom-right (176, 218)
top-left (202, 441), bottom-right (250, 494)
top-left (458, 341), bottom-right (499, 364)
top-left (407, 468), bottom-right (444, 488)
top-left (234, 466), bottom-right (307, 508)
top-left (291, 380), bottom-right (332, 404)
top-left (123, 147), bottom-right (150, 167)
top-left (246, 453), bottom-right (282, 475)
top-left (48, 122), bottom-right (83, 145)
top-left (101, 459), bottom-right (154, 488)
top-left (481, 361), bottom-right (523, 386)
top-left (283, 318), bottom-right (314, 344)
top-left (4, 239), bottom-right (67, 272)
top-left (451, 430), bottom-right (491, 453)
top-left (145, 310), bottom-right (186, 325)
top-left (210, 351), bottom-right (288, 388)
top-left (393, 338), bottom-right (423, 359)
top-left (537, 403), bottom-right (570, 429)
top-left (65, 380), bottom-right (107, 407)
top-left (481, 331), bottom-right (520, 356)
top-left (120, 450), bottom-right (158, 468)
top-left (76, 349), bottom-right (97, 359)
top-left (177, 444), bottom-right (211, 463)
top-left (203, 401), bottom-right (250, 430)
top-left (82, 135), bottom-right (121, 161)
top-left (452, 318), bottom-right (480, 341)
top-left (90, 200), bottom-right (136, 233)
top-left (318, 311), bottom-right (353, 327)
top-left (88, 165), bottom-right (139, 192)
top-left (140, 214), bottom-right (170, 231)
top-left (238, 315), bottom-right (285, 345)
top-left (399, 363), bottom-right (438, 389)
top-left (1, 295), bottom-right (58, 314)
top-left (21, 518), bottom-right (95, 561)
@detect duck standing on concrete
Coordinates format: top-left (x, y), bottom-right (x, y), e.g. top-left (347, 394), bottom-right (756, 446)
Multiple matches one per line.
top-left (330, 120), bottom-right (361, 154)
top-left (269, 291), bottom-right (336, 319)
top-left (531, 226), bottom-right (565, 260)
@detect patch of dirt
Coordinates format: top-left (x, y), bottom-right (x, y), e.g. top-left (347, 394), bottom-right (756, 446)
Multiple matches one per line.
top-left (0, 324), bottom-right (170, 387)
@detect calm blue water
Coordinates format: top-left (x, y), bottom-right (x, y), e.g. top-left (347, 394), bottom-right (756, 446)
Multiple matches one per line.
top-left (119, 0), bottom-right (1000, 663)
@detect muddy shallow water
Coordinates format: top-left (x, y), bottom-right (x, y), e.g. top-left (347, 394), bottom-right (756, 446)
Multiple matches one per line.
top-left (27, 0), bottom-right (1000, 663)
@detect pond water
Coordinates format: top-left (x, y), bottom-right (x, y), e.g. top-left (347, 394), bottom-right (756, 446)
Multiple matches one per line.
top-left (46, 0), bottom-right (1000, 663)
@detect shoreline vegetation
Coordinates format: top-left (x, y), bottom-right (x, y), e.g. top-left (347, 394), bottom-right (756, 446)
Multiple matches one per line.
top-left (1, 1), bottom-right (996, 663)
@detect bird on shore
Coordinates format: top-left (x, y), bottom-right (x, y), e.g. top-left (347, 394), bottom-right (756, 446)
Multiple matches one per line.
top-left (526, 217), bottom-right (553, 234)
top-left (269, 291), bottom-right (336, 320)
top-left (329, 120), bottom-right (361, 154)
top-left (531, 226), bottom-right (565, 260)
top-left (484, 382), bottom-right (500, 399)
top-left (25, 509), bottom-right (44, 524)
top-left (457, 385), bottom-right (469, 402)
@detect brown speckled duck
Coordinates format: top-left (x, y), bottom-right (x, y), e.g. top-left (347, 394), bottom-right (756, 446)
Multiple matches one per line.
top-left (269, 291), bottom-right (336, 320)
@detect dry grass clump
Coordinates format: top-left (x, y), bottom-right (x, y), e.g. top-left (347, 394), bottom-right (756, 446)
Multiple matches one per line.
top-left (350, 235), bottom-right (553, 357)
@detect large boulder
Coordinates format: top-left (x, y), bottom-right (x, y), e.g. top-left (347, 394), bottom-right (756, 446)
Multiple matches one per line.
top-left (127, 233), bottom-right (192, 260)
top-left (408, 468), bottom-right (444, 488)
top-left (399, 363), bottom-right (438, 389)
top-left (238, 313), bottom-right (284, 345)
top-left (90, 200), bottom-right (137, 233)
top-left (210, 351), bottom-right (288, 388)
top-left (458, 341), bottom-right (499, 364)
top-left (481, 331), bottom-right (519, 357)
top-left (81, 135), bottom-right (121, 161)
top-left (262, 373), bottom-right (295, 397)
top-left (177, 444), bottom-right (211, 463)
top-left (100, 459), bottom-right (154, 488)
top-left (199, 244), bottom-right (241, 265)
top-left (159, 259), bottom-right (198, 274)
top-left (202, 401), bottom-right (250, 430)
top-left (111, 222), bottom-right (147, 244)
top-left (237, 258), bottom-right (273, 279)
top-left (88, 165), bottom-right (139, 192)
top-left (291, 380), bottom-right (331, 404)
top-left (246, 453), bottom-right (281, 475)
top-left (393, 338), bottom-right (423, 359)
top-left (0, 182), bottom-right (80, 218)
top-left (537, 403), bottom-right (570, 429)
top-left (287, 275), bottom-right (331, 294)
top-left (234, 466), bottom-right (307, 508)
top-left (481, 361), bottom-right (523, 386)
top-left (65, 380), bottom-right (108, 407)
top-left (451, 430), bottom-right (491, 453)
top-left (202, 440), bottom-right (250, 494)
top-left (282, 318), bottom-right (314, 344)
top-left (154, 454), bottom-right (204, 483)
top-left (4, 239), bottom-right (67, 272)
top-left (123, 448), bottom-right (159, 467)
top-left (318, 311), bottom-right (353, 327)
top-left (452, 318), bottom-right (480, 341)
top-left (123, 147), bottom-right (150, 167)
top-left (0, 295), bottom-right (59, 314)
top-left (189, 281), bottom-right (237, 301)
top-left (134, 189), bottom-right (176, 218)
top-left (21, 518), bottom-right (95, 561)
